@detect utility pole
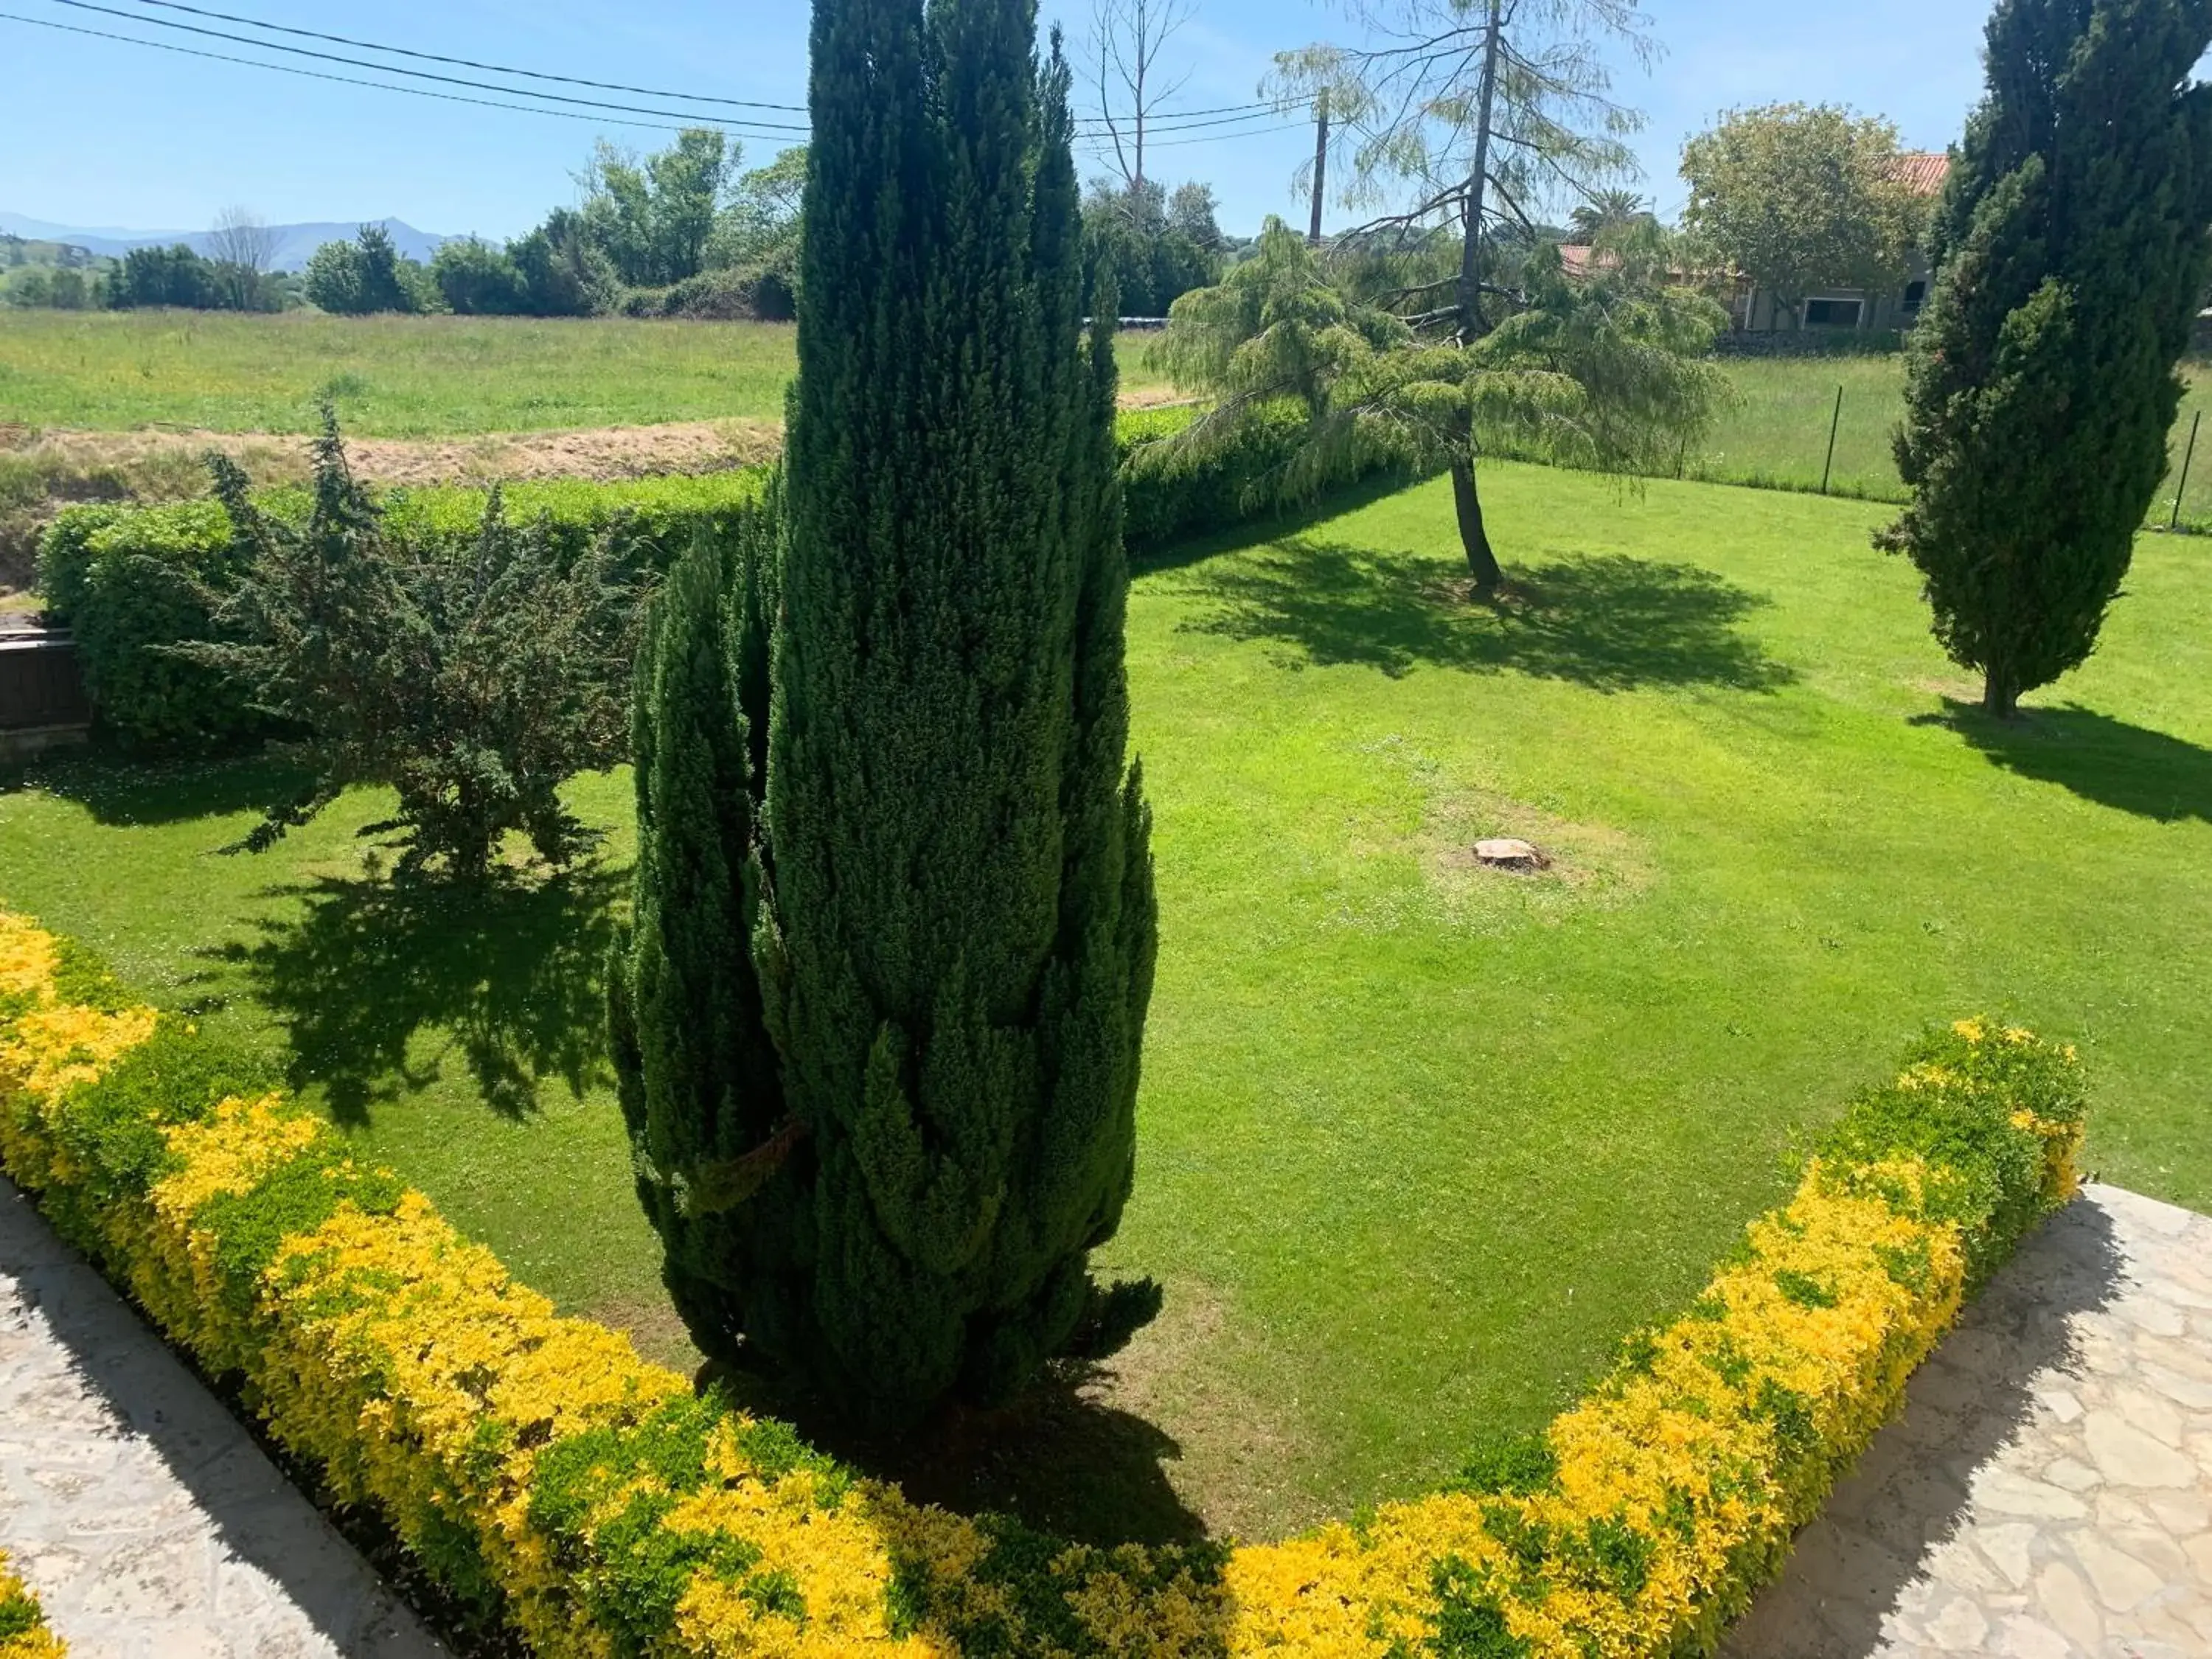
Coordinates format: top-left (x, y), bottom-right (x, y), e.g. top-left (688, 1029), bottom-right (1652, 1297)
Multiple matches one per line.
top-left (1308, 89), bottom-right (1330, 245)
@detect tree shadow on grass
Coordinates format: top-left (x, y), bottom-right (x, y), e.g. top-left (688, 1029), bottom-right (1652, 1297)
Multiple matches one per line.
top-left (1176, 538), bottom-right (1796, 692)
top-left (0, 749), bottom-right (313, 827)
top-left (706, 1357), bottom-right (1213, 1548)
top-left (209, 865), bottom-right (622, 1126)
top-left (1913, 698), bottom-right (2212, 824)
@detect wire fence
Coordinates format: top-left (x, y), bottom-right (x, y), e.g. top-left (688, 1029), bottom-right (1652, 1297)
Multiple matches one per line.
top-left (1654, 357), bottom-right (2212, 533)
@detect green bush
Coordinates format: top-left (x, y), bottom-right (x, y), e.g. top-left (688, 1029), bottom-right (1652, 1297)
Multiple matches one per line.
top-left (38, 407), bottom-right (1401, 750)
top-left (1115, 401), bottom-right (1419, 552)
top-left (41, 472), bottom-right (767, 751)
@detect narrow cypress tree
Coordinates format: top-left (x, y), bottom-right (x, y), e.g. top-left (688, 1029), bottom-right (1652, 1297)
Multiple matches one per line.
top-left (1879, 0), bottom-right (2212, 717)
top-left (614, 0), bottom-right (1157, 1427)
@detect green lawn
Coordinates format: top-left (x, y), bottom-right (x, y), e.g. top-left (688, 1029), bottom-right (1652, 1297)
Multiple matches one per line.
top-left (4, 464), bottom-right (2208, 1545)
top-left (0, 309), bottom-right (1175, 436)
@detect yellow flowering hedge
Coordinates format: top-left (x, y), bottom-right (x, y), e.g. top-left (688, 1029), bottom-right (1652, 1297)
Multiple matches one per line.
top-left (0, 907), bottom-right (2084, 1658)
top-left (0, 1548), bottom-right (65, 1659)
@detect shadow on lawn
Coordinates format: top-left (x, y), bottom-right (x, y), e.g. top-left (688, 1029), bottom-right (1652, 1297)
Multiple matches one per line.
top-left (1, 750), bottom-right (312, 826)
top-left (710, 1358), bottom-right (1213, 1549)
top-left (210, 866), bottom-right (622, 1126)
top-left (1916, 699), bottom-right (2212, 824)
top-left (1178, 538), bottom-right (1796, 692)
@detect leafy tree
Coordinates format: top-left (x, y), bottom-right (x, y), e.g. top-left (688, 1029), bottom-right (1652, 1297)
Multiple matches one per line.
top-left (304, 226), bottom-right (429, 316)
top-left (1878, 0), bottom-right (2212, 717)
top-left (506, 209), bottom-right (613, 317)
top-left (613, 0), bottom-right (1158, 1429)
top-left (4, 269), bottom-right (53, 309)
top-left (1268, 0), bottom-right (1655, 589)
top-left (1082, 175), bottom-right (1220, 314)
top-left (1150, 218), bottom-right (1726, 586)
top-left (1680, 104), bottom-right (1929, 326)
top-left (175, 416), bottom-right (646, 880)
top-left (1166, 181), bottom-right (1225, 252)
top-left (431, 237), bottom-right (531, 316)
top-left (108, 244), bottom-right (215, 310)
top-left (577, 130), bottom-right (737, 288)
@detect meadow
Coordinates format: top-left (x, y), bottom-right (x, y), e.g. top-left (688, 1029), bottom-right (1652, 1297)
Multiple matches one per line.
top-left (4, 460), bottom-right (2207, 1543)
top-left (0, 307), bottom-right (1178, 434)
top-left (10, 307), bottom-right (2212, 525)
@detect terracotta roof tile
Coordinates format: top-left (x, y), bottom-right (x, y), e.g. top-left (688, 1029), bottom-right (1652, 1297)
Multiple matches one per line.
top-left (1889, 152), bottom-right (1951, 197)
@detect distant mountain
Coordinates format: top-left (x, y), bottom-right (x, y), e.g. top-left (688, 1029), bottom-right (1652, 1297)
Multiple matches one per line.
top-left (0, 212), bottom-right (453, 273)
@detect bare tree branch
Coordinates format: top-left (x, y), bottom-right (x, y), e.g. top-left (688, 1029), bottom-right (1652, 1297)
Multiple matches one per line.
top-left (1088, 0), bottom-right (1196, 194)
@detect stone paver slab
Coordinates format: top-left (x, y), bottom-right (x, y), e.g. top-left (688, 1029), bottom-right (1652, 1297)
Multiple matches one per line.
top-left (0, 1175), bottom-right (444, 1659)
top-left (1725, 1183), bottom-right (2212, 1658)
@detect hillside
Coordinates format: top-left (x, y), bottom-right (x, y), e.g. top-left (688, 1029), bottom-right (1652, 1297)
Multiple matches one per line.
top-left (0, 211), bottom-right (450, 271)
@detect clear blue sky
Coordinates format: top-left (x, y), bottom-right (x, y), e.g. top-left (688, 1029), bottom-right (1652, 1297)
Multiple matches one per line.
top-left (0, 0), bottom-right (1994, 240)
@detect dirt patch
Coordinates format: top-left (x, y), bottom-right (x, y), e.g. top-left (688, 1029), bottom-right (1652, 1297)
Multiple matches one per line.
top-left (0, 419), bottom-right (784, 594)
top-left (1081, 1277), bottom-right (1326, 1539)
top-left (1346, 734), bottom-right (1655, 928)
top-left (1117, 386), bottom-right (1201, 412)
top-left (585, 1294), bottom-right (706, 1377)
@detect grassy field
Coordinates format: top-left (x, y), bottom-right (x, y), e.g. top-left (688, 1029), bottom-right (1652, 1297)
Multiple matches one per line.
top-left (1693, 352), bottom-right (2212, 526)
top-left (0, 308), bottom-right (1177, 435)
top-left (4, 464), bottom-right (2210, 1545)
top-left (8, 307), bottom-right (2212, 522)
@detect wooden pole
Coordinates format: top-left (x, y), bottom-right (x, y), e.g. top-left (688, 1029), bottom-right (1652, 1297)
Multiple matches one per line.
top-left (1308, 91), bottom-right (1330, 246)
top-left (2172, 409), bottom-right (2201, 530)
top-left (1820, 383), bottom-right (1844, 495)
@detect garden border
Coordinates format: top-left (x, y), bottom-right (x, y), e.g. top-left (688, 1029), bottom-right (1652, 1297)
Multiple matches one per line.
top-left (0, 1548), bottom-right (65, 1659)
top-left (0, 905), bottom-right (2084, 1656)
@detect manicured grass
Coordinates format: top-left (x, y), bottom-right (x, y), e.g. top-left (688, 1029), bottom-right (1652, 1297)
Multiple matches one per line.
top-left (4, 465), bottom-right (2208, 1544)
top-left (0, 309), bottom-right (1175, 436)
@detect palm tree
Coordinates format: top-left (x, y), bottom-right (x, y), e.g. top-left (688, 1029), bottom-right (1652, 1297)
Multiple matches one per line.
top-left (1568, 189), bottom-right (1650, 245)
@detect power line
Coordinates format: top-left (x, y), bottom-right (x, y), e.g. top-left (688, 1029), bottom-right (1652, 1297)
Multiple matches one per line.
top-left (105, 0), bottom-right (1286, 125)
top-left (38, 0), bottom-right (813, 131)
top-left (111, 0), bottom-right (810, 112)
top-left (85, 0), bottom-right (1282, 134)
top-left (12, 0), bottom-right (1296, 150)
top-left (0, 10), bottom-right (805, 139)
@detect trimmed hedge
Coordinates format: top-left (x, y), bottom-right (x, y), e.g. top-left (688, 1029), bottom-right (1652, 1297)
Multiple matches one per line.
top-left (0, 1551), bottom-right (64, 1659)
top-left (0, 905), bottom-right (2084, 1658)
top-left (35, 409), bottom-right (1411, 751)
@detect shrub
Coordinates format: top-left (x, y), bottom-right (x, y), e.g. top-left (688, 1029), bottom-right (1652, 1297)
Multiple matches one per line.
top-left (430, 238), bottom-right (532, 316)
top-left (38, 498), bottom-right (268, 750)
top-left (168, 419), bottom-right (650, 879)
top-left (0, 900), bottom-right (2085, 1659)
top-left (611, 4), bottom-right (1158, 1429)
top-left (39, 472), bottom-right (767, 751)
top-left (0, 1548), bottom-right (65, 1658)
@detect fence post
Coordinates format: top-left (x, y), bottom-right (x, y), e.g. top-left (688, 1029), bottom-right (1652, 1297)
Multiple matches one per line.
top-left (1820, 384), bottom-right (1844, 495)
top-left (2171, 409), bottom-right (2200, 530)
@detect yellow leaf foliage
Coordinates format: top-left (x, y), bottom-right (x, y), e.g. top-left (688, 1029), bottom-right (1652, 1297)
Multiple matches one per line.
top-left (0, 907), bottom-right (2084, 1658)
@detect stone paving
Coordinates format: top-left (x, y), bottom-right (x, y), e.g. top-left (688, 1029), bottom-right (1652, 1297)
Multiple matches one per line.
top-left (0, 1175), bottom-right (443, 1659)
top-left (1728, 1182), bottom-right (2212, 1658)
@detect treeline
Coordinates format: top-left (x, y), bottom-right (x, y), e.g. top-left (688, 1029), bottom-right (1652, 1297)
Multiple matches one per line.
top-left (5, 129), bottom-right (1234, 322)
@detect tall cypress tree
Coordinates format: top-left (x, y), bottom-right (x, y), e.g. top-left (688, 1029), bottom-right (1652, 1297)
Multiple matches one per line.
top-left (613, 0), bottom-right (1157, 1427)
top-left (1879, 0), bottom-right (2212, 717)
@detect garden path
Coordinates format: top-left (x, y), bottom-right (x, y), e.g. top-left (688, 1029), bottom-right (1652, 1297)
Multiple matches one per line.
top-left (0, 1175), bottom-right (443, 1659)
top-left (1728, 1182), bottom-right (2212, 1658)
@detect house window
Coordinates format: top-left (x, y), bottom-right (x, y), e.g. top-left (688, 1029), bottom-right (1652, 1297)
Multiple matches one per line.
top-left (1804, 297), bottom-right (1864, 327)
top-left (1902, 280), bottom-right (1927, 315)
